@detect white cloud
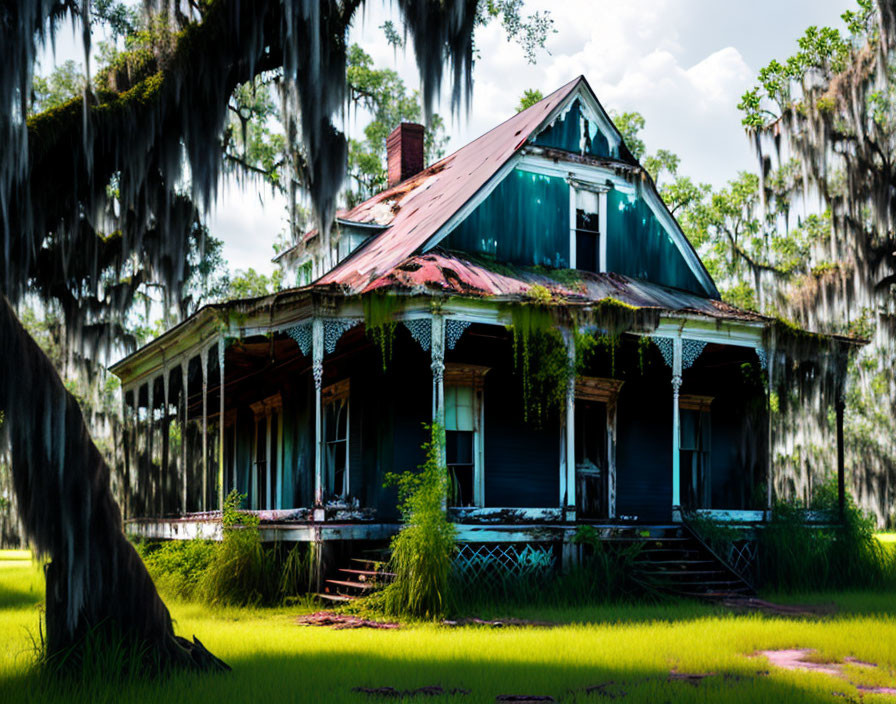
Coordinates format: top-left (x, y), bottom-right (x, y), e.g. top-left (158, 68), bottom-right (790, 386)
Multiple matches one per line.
top-left (207, 179), bottom-right (287, 275)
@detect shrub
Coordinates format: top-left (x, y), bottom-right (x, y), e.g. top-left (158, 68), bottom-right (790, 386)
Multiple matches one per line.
top-left (140, 538), bottom-right (216, 600)
top-left (759, 477), bottom-right (896, 592)
top-left (381, 424), bottom-right (456, 619)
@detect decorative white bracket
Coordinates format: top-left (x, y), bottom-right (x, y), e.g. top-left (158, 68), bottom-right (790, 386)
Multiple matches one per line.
top-left (445, 319), bottom-right (471, 350)
top-left (402, 318), bottom-right (432, 352)
top-left (653, 336), bottom-right (706, 371)
top-left (286, 320), bottom-right (313, 357)
top-left (324, 318), bottom-right (362, 355)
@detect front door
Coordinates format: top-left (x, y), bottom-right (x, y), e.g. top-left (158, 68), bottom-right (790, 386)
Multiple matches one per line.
top-left (575, 400), bottom-right (608, 518)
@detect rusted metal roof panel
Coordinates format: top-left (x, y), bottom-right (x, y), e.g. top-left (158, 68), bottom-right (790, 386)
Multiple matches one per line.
top-left (315, 77), bottom-right (584, 291)
top-left (365, 249), bottom-right (768, 322)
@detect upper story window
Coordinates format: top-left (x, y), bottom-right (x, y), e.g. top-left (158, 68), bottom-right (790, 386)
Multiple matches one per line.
top-left (575, 189), bottom-right (600, 273)
top-left (569, 180), bottom-right (608, 274)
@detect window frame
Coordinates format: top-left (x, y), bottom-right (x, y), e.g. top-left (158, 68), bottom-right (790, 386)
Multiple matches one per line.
top-left (444, 364), bottom-right (489, 508)
top-left (568, 178), bottom-right (609, 272)
top-left (322, 379), bottom-right (351, 502)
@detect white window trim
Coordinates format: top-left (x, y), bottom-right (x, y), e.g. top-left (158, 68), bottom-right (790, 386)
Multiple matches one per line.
top-left (444, 364), bottom-right (489, 508)
top-left (322, 379), bottom-right (351, 501)
top-left (568, 178), bottom-right (610, 272)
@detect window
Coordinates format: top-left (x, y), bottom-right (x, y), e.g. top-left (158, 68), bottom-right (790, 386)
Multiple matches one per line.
top-left (297, 260), bottom-right (313, 287)
top-left (444, 364), bottom-right (489, 508)
top-left (574, 188), bottom-right (600, 273)
top-left (679, 395), bottom-right (713, 509)
top-left (250, 394), bottom-right (283, 510)
top-left (323, 380), bottom-right (350, 501)
top-left (445, 385), bottom-right (476, 507)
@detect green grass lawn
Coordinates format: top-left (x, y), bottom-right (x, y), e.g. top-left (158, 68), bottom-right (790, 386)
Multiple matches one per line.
top-left (3, 550), bottom-right (896, 703)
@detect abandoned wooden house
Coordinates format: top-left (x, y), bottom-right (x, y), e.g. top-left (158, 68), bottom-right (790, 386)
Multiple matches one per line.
top-left (111, 77), bottom-right (855, 591)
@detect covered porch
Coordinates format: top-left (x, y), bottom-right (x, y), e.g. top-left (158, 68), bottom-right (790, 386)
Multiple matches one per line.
top-left (116, 294), bottom-right (777, 543)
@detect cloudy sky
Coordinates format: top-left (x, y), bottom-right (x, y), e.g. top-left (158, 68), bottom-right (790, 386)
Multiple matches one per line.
top-left (46, 1), bottom-right (849, 274)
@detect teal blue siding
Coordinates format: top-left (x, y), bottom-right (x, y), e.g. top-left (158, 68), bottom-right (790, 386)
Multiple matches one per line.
top-left (606, 189), bottom-right (710, 296)
top-left (444, 169), bottom-right (570, 268)
top-left (532, 98), bottom-right (612, 157)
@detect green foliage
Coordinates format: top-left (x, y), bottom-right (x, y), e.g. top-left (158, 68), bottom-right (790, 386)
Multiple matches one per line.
top-left (139, 539), bottom-right (216, 600)
top-left (759, 478), bottom-right (896, 592)
top-left (475, 1), bottom-right (555, 64)
top-left (721, 281), bottom-right (759, 312)
top-left (451, 526), bottom-right (657, 612)
top-left (643, 148), bottom-right (679, 186)
top-left (222, 75), bottom-right (286, 188)
top-left (686, 515), bottom-right (745, 560)
top-left (569, 526), bottom-right (656, 601)
top-left (198, 491), bottom-right (276, 606)
top-left (345, 44), bottom-right (448, 204)
top-left (224, 267), bottom-right (284, 300)
top-left (738, 2), bottom-right (872, 128)
top-left (516, 88), bottom-right (543, 112)
top-left (30, 60), bottom-right (86, 114)
top-left (381, 424), bottom-right (456, 619)
top-left (610, 110), bottom-right (646, 160)
top-left (508, 302), bottom-right (570, 427)
top-left (362, 292), bottom-right (403, 371)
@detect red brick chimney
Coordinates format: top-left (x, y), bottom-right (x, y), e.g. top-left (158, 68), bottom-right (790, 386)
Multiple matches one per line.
top-left (386, 122), bottom-right (425, 187)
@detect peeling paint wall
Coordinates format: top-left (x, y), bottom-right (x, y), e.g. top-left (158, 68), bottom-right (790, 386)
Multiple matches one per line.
top-left (443, 168), bottom-right (570, 268)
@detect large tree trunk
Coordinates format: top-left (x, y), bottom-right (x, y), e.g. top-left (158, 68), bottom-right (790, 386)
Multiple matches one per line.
top-left (0, 297), bottom-right (227, 672)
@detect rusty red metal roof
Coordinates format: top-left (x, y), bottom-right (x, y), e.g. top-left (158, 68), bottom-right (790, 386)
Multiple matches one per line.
top-left (315, 76), bottom-right (585, 291)
top-left (365, 249), bottom-right (769, 322)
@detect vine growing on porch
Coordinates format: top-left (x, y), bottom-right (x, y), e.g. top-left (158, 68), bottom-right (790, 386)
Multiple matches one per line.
top-left (362, 292), bottom-right (404, 371)
top-left (506, 291), bottom-right (661, 426)
top-left (508, 297), bottom-right (570, 427)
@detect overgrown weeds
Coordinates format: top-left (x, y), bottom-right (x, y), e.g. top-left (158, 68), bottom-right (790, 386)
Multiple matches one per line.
top-left (139, 491), bottom-right (314, 606)
top-left (380, 424), bottom-right (456, 619)
top-left (448, 527), bottom-right (656, 614)
top-left (759, 478), bottom-right (896, 592)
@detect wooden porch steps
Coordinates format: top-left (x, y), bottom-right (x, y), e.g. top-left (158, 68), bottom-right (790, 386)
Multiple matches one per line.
top-left (315, 593), bottom-right (357, 603)
top-left (620, 525), bottom-right (754, 600)
top-left (315, 549), bottom-right (394, 604)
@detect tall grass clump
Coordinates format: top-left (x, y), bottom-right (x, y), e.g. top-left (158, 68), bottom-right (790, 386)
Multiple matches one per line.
top-left (136, 492), bottom-right (315, 605)
top-left (198, 490), bottom-right (277, 606)
top-left (381, 424), bottom-right (456, 619)
top-left (760, 477), bottom-right (896, 592)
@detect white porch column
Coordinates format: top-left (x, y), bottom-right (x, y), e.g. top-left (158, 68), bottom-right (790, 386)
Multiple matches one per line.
top-left (562, 329), bottom-right (576, 518)
top-left (180, 361), bottom-right (189, 515)
top-left (431, 313), bottom-right (445, 426)
top-left (671, 336), bottom-right (683, 511)
top-left (312, 317), bottom-right (324, 509)
top-left (147, 377), bottom-right (155, 514)
top-left (121, 387), bottom-right (132, 519)
top-left (201, 348), bottom-right (209, 511)
top-left (161, 366), bottom-right (170, 516)
top-left (218, 336), bottom-right (226, 510)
